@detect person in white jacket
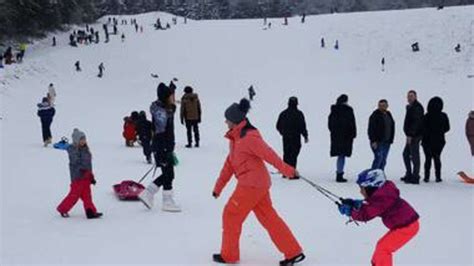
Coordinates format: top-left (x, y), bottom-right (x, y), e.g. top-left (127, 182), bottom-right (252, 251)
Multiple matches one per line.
top-left (47, 83), bottom-right (57, 105)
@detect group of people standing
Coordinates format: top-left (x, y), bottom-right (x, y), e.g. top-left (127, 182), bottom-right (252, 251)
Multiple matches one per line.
top-left (274, 90), bottom-right (453, 185)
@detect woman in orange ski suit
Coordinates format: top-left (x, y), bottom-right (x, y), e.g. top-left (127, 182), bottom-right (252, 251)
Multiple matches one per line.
top-left (212, 99), bottom-right (304, 265)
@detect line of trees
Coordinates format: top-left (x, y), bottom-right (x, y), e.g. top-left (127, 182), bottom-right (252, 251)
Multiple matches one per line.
top-left (1, 0), bottom-right (473, 42)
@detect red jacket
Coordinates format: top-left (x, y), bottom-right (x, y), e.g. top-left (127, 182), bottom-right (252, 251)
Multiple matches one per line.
top-left (213, 120), bottom-right (295, 196)
top-left (352, 181), bottom-right (419, 229)
top-left (123, 120), bottom-right (137, 141)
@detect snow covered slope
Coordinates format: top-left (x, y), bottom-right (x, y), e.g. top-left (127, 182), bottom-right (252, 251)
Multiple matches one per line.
top-left (1, 6), bottom-right (473, 266)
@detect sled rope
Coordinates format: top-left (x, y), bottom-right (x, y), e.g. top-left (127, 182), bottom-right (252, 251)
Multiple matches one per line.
top-left (137, 165), bottom-right (157, 184)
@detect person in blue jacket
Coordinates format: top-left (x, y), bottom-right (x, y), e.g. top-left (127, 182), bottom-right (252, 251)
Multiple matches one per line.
top-left (37, 97), bottom-right (56, 147)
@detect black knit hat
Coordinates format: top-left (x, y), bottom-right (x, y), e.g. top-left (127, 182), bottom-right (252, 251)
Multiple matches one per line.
top-left (225, 99), bottom-right (251, 124)
top-left (157, 83), bottom-right (172, 101)
top-left (288, 96), bottom-right (298, 107)
top-left (184, 86), bottom-right (193, 94)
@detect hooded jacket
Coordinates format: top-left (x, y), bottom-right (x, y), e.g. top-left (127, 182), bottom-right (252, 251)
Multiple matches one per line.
top-left (214, 120), bottom-right (295, 196)
top-left (351, 181), bottom-right (419, 229)
top-left (180, 93), bottom-right (201, 122)
top-left (421, 97), bottom-right (450, 152)
top-left (466, 111), bottom-right (474, 156)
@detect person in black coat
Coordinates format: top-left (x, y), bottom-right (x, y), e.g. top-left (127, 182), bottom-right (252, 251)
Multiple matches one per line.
top-left (328, 94), bottom-right (356, 182)
top-left (422, 97), bottom-right (450, 183)
top-left (276, 97), bottom-right (308, 178)
top-left (368, 99), bottom-right (395, 171)
top-left (402, 90), bottom-right (424, 184)
top-left (136, 111), bottom-right (154, 164)
top-left (37, 97), bottom-right (56, 147)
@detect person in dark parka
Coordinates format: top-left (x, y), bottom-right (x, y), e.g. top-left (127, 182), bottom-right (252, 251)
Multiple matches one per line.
top-left (37, 97), bottom-right (56, 147)
top-left (368, 99), bottom-right (395, 171)
top-left (276, 97), bottom-right (308, 179)
top-left (180, 86), bottom-right (202, 148)
top-left (328, 94), bottom-right (356, 182)
top-left (402, 90), bottom-right (424, 184)
top-left (466, 111), bottom-right (474, 156)
top-left (136, 111), bottom-right (154, 164)
top-left (422, 97), bottom-right (450, 183)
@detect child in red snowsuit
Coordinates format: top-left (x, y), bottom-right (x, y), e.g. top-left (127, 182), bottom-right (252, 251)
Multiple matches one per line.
top-left (57, 129), bottom-right (102, 219)
top-left (122, 116), bottom-right (137, 147)
top-left (338, 169), bottom-right (419, 266)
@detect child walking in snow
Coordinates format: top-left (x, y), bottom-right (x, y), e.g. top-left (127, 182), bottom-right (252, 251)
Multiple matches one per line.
top-left (37, 97), bottom-right (56, 147)
top-left (57, 129), bottom-right (102, 219)
top-left (122, 116), bottom-right (137, 147)
top-left (47, 83), bottom-right (57, 105)
top-left (338, 169), bottom-right (420, 266)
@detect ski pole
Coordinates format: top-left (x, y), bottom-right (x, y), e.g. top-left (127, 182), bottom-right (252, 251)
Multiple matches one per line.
top-left (300, 176), bottom-right (359, 226)
top-left (300, 176), bottom-right (342, 204)
top-left (137, 165), bottom-right (157, 184)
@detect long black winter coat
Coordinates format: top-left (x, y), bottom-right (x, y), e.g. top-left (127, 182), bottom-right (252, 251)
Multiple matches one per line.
top-left (403, 100), bottom-right (424, 137)
top-left (422, 98), bottom-right (450, 153)
top-left (368, 110), bottom-right (395, 144)
top-left (150, 100), bottom-right (176, 163)
top-left (276, 106), bottom-right (308, 145)
top-left (328, 104), bottom-right (356, 157)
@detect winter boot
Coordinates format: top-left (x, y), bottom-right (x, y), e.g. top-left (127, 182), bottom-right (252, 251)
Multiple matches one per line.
top-left (336, 172), bottom-right (348, 183)
top-left (423, 172), bottom-right (430, 183)
top-left (195, 141), bottom-right (199, 148)
top-left (138, 183), bottom-right (160, 209)
top-left (435, 170), bottom-right (442, 183)
top-left (162, 190), bottom-right (181, 212)
top-left (60, 212), bottom-right (70, 218)
top-left (86, 209), bottom-right (103, 219)
top-left (212, 254), bottom-right (229, 264)
top-left (405, 175), bottom-right (420, 185)
top-left (279, 253), bottom-right (306, 266)
top-left (146, 155), bottom-right (152, 164)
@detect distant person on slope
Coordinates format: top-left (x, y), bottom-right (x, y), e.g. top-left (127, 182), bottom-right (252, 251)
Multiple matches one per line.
top-left (56, 128), bottom-right (103, 219)
top-left (75, 61), bottom-right (81, 72)
top-left (212, 98), bottom-right (305, 266)
top-left (337, 169), bottom-right (420, 266)
top-left (328, 94), bottom-right (356, 182)
top-left (421, 97), bottom-right (450, 183)
top-left (276, 96), bottom-right (308, 179)
top-left (248, 85), bottom-right (256, 101)
top-left (180, 86), bottom-right (202, 148)
top-left (139, 83), bottom-right (181, 212)
top-left (47, 83), bottom-right (57, 105)
top-left (37, 97), bottom-right (56, 147)
top-left (98, 63), bottom-right (105, 78)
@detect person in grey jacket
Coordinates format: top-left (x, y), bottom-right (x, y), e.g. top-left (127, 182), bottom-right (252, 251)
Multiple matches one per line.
top-left (56, 129), bottom-right (102, 219)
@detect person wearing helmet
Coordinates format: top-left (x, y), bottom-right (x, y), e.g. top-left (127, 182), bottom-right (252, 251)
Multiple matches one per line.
top-left (338, 169), bottom-right (420, 266)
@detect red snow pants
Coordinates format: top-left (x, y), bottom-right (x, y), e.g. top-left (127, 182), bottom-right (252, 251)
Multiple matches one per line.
top-left (57, 177), bottom-right (97, 214)
top-left (371, 220), bottom-right (420, 266)
top-left (220, 186), bottom-right (302, 263)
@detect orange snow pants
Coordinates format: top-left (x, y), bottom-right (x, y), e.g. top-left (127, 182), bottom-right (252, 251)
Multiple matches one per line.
top-left (220, 186), bottom-right (302, 263)
top-left (371, 220), bottom-right (420, 266)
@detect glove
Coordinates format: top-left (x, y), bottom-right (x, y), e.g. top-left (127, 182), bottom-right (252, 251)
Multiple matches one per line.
top-left (341, 198), bottom-right (364, 210)
top-left (338, 203), bottom-right (353, 217)
top-left (91, 178), bottom-right (97, 185)
top-left (212, 191), bottom-right (219, 199)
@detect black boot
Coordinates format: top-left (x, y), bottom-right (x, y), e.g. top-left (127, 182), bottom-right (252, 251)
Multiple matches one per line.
top-left (146, 156), bottom-right (152, 164)
top-left (336, 172), bottom-right (347, 183)
top-left (405, 175), bottom-right (420, 185)
top-left (212, 254), bottom-right (229, 264)
top-left (280, 253), bottom-right (306, 266)
top-left (60, 212), bottom-right (70, 218)
top-left (423, 172), bottom-right (430, 183)
top-left (86, 209), bottom-right (103, 219)
top-left (435, 170), bottom-right (442, 183)
top-left (195, 141), bottom-right (199, 148)
top-left (185, 143), bottom-right (192, 148)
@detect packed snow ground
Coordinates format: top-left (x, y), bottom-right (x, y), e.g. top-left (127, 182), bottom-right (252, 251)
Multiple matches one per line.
top-left (1, 6), bottom-right (473, 266)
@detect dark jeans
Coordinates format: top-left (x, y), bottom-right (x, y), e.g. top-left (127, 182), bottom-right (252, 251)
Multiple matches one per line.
top-left (185, 120), bottom-right (200, 145)
top-left (41, 119), bottom-right (52, 142)
top-left (371, 142), bottom-right (391, 170)
top-left (403, 137), bottom-right (421, 179)
top-left (423, 144), bottom-right (445, 180)
top-left (140, 137), bottom-right (152, 159)
top-left (283, 137), bottom-right (301, 168)
top-left (153, 153), bottom-right (175, 191)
